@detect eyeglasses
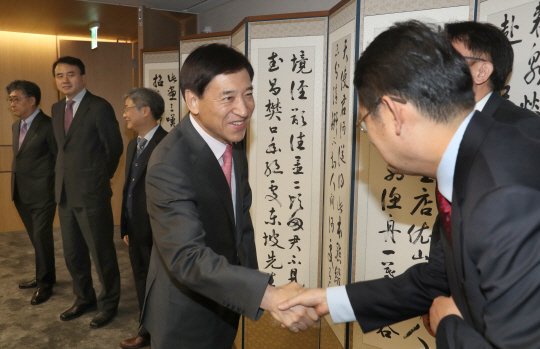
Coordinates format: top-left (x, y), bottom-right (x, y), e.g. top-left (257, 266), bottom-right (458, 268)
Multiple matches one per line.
top-left (124, 105), bottom-right (142, 113)
top-left (356, 96), bottom-right (407, 133)
top-left (462, 56), bottom-right (487, 62)
top-left (7, 97), bottom-right (28, 104)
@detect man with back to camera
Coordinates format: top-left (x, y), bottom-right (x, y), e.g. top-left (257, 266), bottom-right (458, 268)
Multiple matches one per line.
top-left (278, 21), bottom-right (540, 348)
top-left (51, 56), bottom-right (123, 328)
top-left (445, 21), bottom-right (540, 139)
top-left (141, 43), bottom-right (318, 348)
top-left (119, 88), bottom-right (167, 349)
top-left (7, 80), bottom-right (57, 305)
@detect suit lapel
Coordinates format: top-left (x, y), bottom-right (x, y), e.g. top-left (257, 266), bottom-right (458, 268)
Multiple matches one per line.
top-left (125, 138), bottom-right (137, 180)
top-left (13, 120), bottom-right (20, 155)
top-left (480, 92), bottom-right (502, 119)
top-left (65, 92), bottom-right (91, 143)
top-left (18, 112), bottom-right (42, 155)
top-left (181, 116), bottom-right (235, 228)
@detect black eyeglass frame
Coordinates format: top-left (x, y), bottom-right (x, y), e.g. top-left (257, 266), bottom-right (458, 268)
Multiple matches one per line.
top-left (356, 96), bottom-right (407, 133)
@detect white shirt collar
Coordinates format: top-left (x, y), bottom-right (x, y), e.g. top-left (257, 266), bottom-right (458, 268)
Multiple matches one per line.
top-left (68, 88), bottom-right (87, 105)
top-left (139, 124), bottom-right (159, 144)
top-left (475, 91), bottom-right (492, 112)
top-left (436, 110), bottom-right (476, 202)
top-left (189, 114), bottom-right (228, 160)
top-left (22, 108), bottom-right (41, 129)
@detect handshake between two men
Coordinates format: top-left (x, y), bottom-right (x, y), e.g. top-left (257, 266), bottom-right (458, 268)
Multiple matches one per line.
top-left (260, 282), bottom-right (328, 332)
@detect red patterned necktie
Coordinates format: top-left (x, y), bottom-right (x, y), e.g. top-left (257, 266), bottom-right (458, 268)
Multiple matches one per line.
top-left (64, 99), bottom-right (76, 135)
top-left (19, 120), bottom-right (28, 150)
top-left (222, 144), bottom-right (233, 193)
top-left (435, 189), bottom-right (452, 245)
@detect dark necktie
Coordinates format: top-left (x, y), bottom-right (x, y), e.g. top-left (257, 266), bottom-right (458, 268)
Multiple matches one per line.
top-left (64, 99), bottom-right (76, 135)
top-left (19, 120), bottom-right (28, 150)
top-left (435, 189), bottom-right (452, 245)
top-left (137, 138), bottom-right (148, 159)
top-left (222, 144), bottom-right (233, 192)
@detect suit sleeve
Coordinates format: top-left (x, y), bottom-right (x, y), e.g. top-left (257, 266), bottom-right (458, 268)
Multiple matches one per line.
top-left (346, 215), bottom-right (450, 333)
top-left (145, 160), bottom-right (270, 320)
top-left (95, 101), bottom-right (123, 178)
top-left (435, 186), bottom-right (540, 349)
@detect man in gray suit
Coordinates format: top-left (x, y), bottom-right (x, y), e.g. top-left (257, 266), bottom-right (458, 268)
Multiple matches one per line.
top-left (141, 44), bottom-right (317, 348)
top-left (51, 56), bottom-right (123, 328)
top-left (8, 80), bottom-right (57, 305)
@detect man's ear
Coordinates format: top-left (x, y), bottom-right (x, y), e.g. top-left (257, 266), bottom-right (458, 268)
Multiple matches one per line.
top-left (473, 62), bottom-right (494, 86)
top-left (381, 95), bottom-right (405, 136)
top-left (184, 89), bottom-right (200, 115)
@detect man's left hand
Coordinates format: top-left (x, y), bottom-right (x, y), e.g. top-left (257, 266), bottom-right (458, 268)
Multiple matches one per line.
top-left (429, 296), bottom-right (462, 335)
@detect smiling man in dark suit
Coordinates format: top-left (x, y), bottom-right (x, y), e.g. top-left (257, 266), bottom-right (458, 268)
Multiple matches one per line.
top-left (279, 21), bottom-right (540, 348)
top-left (119, 88), bottom-right (167, 349)
top-left (8, 80), bottom-right (57, 305)
top-left (51, 56), bottom-right (123, 328)
top-left (141, 44), bottom-right (317, 348)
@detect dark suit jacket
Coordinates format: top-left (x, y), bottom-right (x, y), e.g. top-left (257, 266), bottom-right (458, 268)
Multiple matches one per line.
top-left (483, 91), bottom-right (540, 139)
top-left (347, 111), bottom-right (540, 348)
top-left (120, 125), bottom-right (167, 246)
top-left (51, 91), bottom-right (123, 207)
top-left (11, 111), bottom-right (57, 205)
top-left (141, 116), bottom-right (270, 348)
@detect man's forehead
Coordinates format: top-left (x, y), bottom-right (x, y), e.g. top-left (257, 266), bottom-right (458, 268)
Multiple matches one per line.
top-left (55, 63), bottom-right (80, 74)
top-left (9, 90), bottom-right (23, 96)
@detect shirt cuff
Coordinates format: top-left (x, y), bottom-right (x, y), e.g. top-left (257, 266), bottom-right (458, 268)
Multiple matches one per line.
top-left (327, 285), bottom-right (357, 323)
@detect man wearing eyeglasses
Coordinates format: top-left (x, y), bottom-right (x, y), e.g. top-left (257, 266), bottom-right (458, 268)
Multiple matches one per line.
top-left (279, 21), bottom-right (540, 348)
top-left (7, 80), bottom-right (57, 306)
top-left (119, 88), bottom-right (167, 349)
top-left (445, 21), bottom-right (540, 139)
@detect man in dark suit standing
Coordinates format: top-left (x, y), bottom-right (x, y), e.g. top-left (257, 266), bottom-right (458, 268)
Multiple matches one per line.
top-left (119, 88), bottom-right (167, 349)
top-left (7, 80), bottom-right (57, 305)
top-left (141, 44), bottom-right (317, 348)
top-left (51, 56), bottom-right (123, 328)
top-left (279, 21), bottom-right (540, 348)
top-left (445, 21), bottom-right (540, 139)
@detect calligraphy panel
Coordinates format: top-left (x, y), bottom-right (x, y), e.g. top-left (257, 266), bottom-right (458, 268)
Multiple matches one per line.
top-left (321, 14), bottom-right (356, 348)
top-left (481, 0), bottom-right (540, 117)
top-left (353, 6), bottom-right (470, 349)
top-left (143, 62), bottom-right (180, 131)
top-left (250, 36), bottom-right (325, 289)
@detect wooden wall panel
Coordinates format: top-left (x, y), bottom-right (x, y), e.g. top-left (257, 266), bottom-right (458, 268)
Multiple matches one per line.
top-left (0, 31), bottom-right (58, 147)
top-left (58, 40), bottom-right (135, 225)
top-left (0, 146), bottom-right (12, 172)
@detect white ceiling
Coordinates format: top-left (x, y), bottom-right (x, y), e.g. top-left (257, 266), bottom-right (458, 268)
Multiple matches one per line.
top-left (78, 0), bottom-right (232, 13)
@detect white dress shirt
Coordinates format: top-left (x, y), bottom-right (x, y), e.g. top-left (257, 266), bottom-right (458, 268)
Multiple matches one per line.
top-left (65, 88), bottom-right (87, 117)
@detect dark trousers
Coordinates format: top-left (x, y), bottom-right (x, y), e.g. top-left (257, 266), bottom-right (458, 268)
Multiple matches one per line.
top-left (58, 200), bottom-right (120, 312)
top-left (14, 195), bottom-right (56, 289)
top-left (127, 222), bottom-right (152, 338)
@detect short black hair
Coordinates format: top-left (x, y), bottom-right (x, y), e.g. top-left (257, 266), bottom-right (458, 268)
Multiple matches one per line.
top-left (445, 21), bottom-right (513, 92)
top-left (180, 43), bottom-right (254, 99)
top-left (6, 80), bottom-right (41, 105)
top-left (123, 87), bottom-right (165, 121)
top-left (354, 20), bottom-right (475, 124)
top-left (52, 56), bottom-right (86, 77)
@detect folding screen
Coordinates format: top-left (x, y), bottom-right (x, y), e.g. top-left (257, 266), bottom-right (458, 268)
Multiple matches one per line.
top-left (351, 1), bottom-right (474, 348)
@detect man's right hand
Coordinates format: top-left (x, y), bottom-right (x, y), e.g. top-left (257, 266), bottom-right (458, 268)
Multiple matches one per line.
top-left (123, 235), bottom-right (129, 246)
top-left (278, 287), bottom-right (329, 319)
